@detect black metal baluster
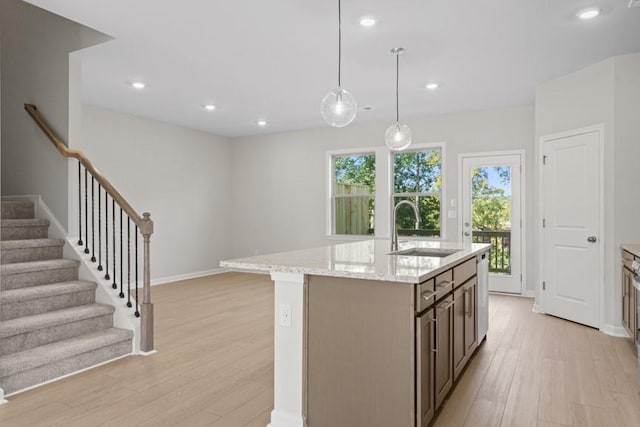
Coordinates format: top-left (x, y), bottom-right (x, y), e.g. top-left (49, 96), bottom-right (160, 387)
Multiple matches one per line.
top-left (127, 217), bottom-right (132, 308)
top-left (119, 208), bottom-right (124, 298)
top-left (105, 189), bottom-right (110, 281)
top-left (135, 226), bottom-right (140, 317)
top-left (97, 184), bottom-right (103, 271)
top-left (91, 177), bottom-right (96, 262)
top-left (77, 162), bottom-right (83, 246)
top-left (84, 169), bottom-right (89, 254)
top-left (112, 199), bottom-right (117, 289)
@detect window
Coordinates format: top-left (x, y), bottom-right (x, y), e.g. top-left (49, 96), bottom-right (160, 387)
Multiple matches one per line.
top-left (392, 148), bottom-right (442, 237)
top-left (331, 153), bottom-right (375, 235)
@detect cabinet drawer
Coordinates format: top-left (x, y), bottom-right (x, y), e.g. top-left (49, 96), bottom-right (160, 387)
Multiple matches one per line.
top-left (622, 250), bottom-right (635, 271)
top-left (417, 279), bottom-right (436, 312)
top-left (454, 258), bottom-right (476, 287)
top-left (434, 269), bottom-right (454, 301)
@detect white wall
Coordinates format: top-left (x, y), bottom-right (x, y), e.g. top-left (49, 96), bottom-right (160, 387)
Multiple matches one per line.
top-left (80, 105), bottom-right (233, 282)
top-left (0, 0), bottom-right (108, 228)
top-left (613, 53), bottom-right (640, 250)
top-left (535, 53), bottom-right (640, 331)
top-left (230, 105), bottom-right (536, 291)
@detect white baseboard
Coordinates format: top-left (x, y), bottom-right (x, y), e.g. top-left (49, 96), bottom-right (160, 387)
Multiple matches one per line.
top-left (0, 388), bottom-right (6, 405)
top-left (532, 303), bottom-right (543, 314)
top-left (151, 268), bottom-right (229, 286)
top-left (600, 323), bottom-right (631, 338)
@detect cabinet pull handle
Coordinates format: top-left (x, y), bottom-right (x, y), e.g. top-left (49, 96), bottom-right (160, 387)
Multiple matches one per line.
top-left (464, 289), bottom-right (470, 318)
top-left (437, 280), bottom-right (455, 289)
top-left (432, 317), bottom-right (438, 353)
top-left (437, 299), bottom-right (454, 311)
top-left (421, 291), bottom-right (435, 302)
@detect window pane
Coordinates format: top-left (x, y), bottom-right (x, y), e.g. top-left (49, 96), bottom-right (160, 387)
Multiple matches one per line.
top-left (393, 196), bottom-right (441, 237)
top-left (393, 149), bottom-right (441, 193)
top-left (334, 154), bottom-right (375, 194)
top-left (335, 196), bottom-right (374, 235)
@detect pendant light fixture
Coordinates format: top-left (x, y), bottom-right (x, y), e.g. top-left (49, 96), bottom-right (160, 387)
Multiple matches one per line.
top-left (385, 47), bottom-right (412, 151)
top-left (321, 0), bottom-right (357, 127)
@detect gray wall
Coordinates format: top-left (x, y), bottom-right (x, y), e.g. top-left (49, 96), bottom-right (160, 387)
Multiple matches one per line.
top-left (80, 105), bottom-right (233, 282)
top-left (0, 0), bottom-right (107, 229)
top-left (535, 53), bottom-right (640, 330)
top-left (230, 105), bottom-right (536, 293)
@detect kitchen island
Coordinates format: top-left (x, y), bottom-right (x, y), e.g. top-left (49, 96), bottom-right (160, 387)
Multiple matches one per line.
top-left (221, 240), bottom-right (491, 427)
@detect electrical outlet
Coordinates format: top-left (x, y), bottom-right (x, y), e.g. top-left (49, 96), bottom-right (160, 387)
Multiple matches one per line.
top-left (278, 304), bottom-right (291, 327)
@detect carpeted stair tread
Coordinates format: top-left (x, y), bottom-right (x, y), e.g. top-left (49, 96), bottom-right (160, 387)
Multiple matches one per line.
top-left (0, 327), bottom-right (133, 377)
top-left (1, 218), bottom-right (50, 227)
top-left (1, 258), bottom-right (80, 275)
top-left (1, 200), bottom-right (34, 219)
top-left (0, 304), bottom-right (114, 339)
top-left (1, 219), bottom-right (51, 241)
top-left (1, 238), bottom-right (65, 265)
top-left (1, 238), bottom-right (64, 249)
top-left (1, 281), bottom-right (97, 303)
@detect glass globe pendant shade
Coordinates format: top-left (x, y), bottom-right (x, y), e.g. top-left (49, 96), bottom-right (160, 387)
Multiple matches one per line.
top-left (385, 122), bottom-right (413, 151)
top-left (321, 87), bottom-right (357, 128)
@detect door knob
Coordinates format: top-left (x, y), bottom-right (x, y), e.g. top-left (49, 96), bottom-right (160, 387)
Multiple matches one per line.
top-left (587, 236), bottom-right (597, 243)
top-left (464, 231), bottom-right (470, 237)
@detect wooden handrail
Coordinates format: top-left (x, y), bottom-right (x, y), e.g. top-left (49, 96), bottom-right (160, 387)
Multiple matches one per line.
top-left (25, 103), bottom-right (154, 352)
top-left (24, 104), bottom-right (152, 234)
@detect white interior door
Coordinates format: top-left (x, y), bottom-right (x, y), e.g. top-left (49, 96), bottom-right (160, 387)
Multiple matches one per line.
top-left (460, 153), bottom-right (523, 294)
top-left (541, 128), bottom-right (601, 328)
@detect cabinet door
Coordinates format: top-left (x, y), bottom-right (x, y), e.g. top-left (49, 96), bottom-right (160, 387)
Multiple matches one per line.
top-left (622, 267), bottom-right (631, 333)
top-left (434, 297), bottom-right (454, 409)
top-left (416, 309), bottom-right (435, 427)
top-left (452, 287), bottom-right (466, 380)
top-left (464, 278), bottom-right (478, 356)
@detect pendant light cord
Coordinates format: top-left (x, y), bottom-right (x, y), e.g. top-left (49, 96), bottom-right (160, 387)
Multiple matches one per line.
top-left (395, 52), bottom-right (400, 123)
top-left (338, 0), bottom-right (342, 88)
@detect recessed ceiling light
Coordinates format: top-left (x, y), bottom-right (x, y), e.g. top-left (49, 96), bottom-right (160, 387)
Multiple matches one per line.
top-left (204, 104), bottom-right (216, 111)
top-left (359, 17), bottom-right (376, 27)
top-left (131, 81), bottom-right (146, 89)
top-left (577, 8), bottom-right (600, 20)
top-left (425, 83), bottom-right (439, 90)
top-left (257, 120), bottom-right (267, 127)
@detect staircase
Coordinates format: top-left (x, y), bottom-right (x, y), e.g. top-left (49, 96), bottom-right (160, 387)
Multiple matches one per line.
top-left (0, 199), bottom-right (133, 396)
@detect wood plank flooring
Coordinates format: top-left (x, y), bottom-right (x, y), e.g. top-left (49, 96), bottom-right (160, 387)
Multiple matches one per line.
top-left (1, 272), bottom-right (638, 426)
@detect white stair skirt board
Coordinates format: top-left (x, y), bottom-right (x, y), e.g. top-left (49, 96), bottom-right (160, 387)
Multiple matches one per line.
top-left (268, 271), bottom-right (306, 427)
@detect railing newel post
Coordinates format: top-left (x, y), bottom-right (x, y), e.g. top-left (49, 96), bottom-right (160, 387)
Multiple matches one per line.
top-left (140, 212), bottom-right (154, 353)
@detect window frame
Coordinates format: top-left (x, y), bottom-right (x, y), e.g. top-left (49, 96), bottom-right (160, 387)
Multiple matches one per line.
top-left (327, 148), bottom-right (378, 238)
top-left (389, 142), bottom-right (446, 241)
top-left (326, 142), bottom-right (446, 241)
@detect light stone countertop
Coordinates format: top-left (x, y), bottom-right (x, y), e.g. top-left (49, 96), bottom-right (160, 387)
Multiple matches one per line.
top-left (221, 239), bottom-right (491, 284)
top-left (621, 244), bottom-right (640, 258)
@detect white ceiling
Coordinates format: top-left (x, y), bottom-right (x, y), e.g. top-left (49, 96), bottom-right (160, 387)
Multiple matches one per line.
top-left (25, 0), bottom-right (640, 138)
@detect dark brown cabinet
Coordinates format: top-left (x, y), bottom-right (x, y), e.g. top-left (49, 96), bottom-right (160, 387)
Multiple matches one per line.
top-left (453, 278), bottom-right (478, 380)
top-left (434, 296), bottom-right (453, 409)
top-left (621, 249), bottom-right (638, 344)
top-left (464, 278), bottom-right (477, 357)
top-left (452, 286), bottom-right (466, 380)
top-left (416, 307), bottom-right (435, 427)
top-left (622, 265), bottom-right (637, 341)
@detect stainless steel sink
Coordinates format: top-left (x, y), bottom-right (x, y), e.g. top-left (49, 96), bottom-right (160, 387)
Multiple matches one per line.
top-left (388, 247), bottom-right (462, 257)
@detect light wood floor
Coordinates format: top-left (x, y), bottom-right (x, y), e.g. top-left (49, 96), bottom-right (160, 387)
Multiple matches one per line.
top-left (1, 272), bottom-right (639, 426)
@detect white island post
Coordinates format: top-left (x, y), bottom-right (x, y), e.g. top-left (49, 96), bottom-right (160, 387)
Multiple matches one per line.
top-left (221, 240), bottom-right (490, 427)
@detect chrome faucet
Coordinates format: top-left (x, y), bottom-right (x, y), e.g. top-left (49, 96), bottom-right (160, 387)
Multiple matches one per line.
top-left (391, 200), bottom-right (420, 251)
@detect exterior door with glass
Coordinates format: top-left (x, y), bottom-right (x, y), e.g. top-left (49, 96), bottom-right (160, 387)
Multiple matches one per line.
top-left (460, 153), bottom-right (523, 294)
